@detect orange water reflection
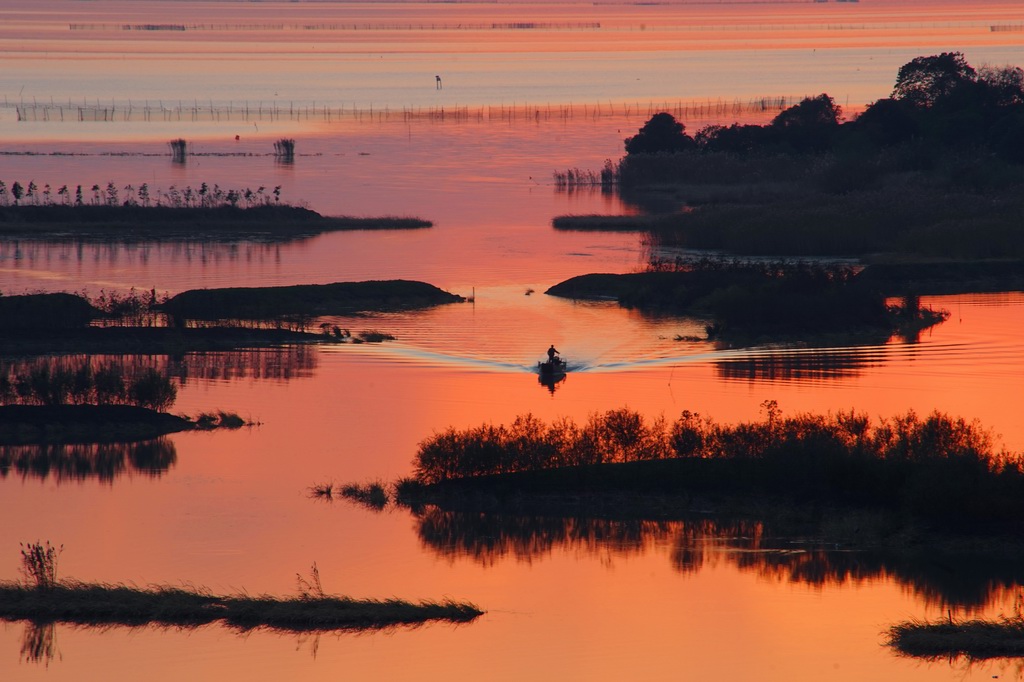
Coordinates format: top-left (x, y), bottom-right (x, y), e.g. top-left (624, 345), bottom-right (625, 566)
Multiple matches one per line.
top-left (413, 510), bottom-right (1024, 610)
top-left (2, 1), bottom-right (1024, 679)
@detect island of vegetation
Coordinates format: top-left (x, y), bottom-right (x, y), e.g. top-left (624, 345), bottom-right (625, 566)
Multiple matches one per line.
top-left (338, 403), bottom-right (1024, 544)
top-left (887, 612), bottom-right (1024, 660)
top-left (0, 405), bottom-right (245, 445)
top-left (0, 280), bottom-right (462, 441)
top-left (1, 543), bottom-right (482, 633)
top-left (545, 258), bottom-right (947, 342)
top-left (0, 181), bottom-right (431, 241)
top-left (554, 53), bottom-right (1024, 286)
top-left (0, 280), bottom-right (463, 354)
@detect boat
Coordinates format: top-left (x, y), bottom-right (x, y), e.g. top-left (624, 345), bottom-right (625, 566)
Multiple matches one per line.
top-left (538, 357), bottom-right (567, 379)
top-left (537, 357), bottom-right (567, 393)
top-left (540, 358), bottom-right (565, 391)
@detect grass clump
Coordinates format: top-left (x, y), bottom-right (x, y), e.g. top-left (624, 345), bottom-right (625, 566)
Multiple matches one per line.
top-left (19, 542), bottom-right (62, 590)
top-left (339, 481), bottom-right (389, 510)
top-left (192, 411), bottom-right (247, 430)
top-left (0, 551), bottom-right (483, 632)
top-left (888, 612), bottom-right (1024, 659)
top-left (354, 330), bottom-right (396, 344)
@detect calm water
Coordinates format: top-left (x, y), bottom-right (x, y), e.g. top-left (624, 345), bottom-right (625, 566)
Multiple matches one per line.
top-left (2, 1), bottom-right (1024, 680)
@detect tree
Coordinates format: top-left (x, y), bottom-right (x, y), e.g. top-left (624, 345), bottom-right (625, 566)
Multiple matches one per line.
top-left (624, 112), bottom-right (696, 155)
top-left (771, 94), bottom-right (842, 152)
top-left (853, 98), bottom-right (919, 146)
top-left (892, 52), bottom-right (977, 108)
top-left (978, 65), bottom-right (1024, 107)
top-left (772, 94), bottom-right (842, 130)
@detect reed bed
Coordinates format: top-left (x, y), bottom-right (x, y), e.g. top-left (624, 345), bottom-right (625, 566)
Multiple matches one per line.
top-left (888, 614), bottom-right (1024, 659)
top-left (409, 404), bottom-right (1024, 529)
top-left (0, 582), bottom-right (482, 631)
top-left (339, 482), bottom-right (390, 510)
top-left (0, 180), bottom-right (281, 208)
top-left (1, 543), bottom-right (482, 632)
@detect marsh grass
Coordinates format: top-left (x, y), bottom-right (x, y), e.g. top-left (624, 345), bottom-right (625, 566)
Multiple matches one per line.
top-left (192, 411), bottom-right (247, 430)
top-left (0, 576), bottom-right (483, 632)
top-left (273, 138), bottom-right (296, 163)
top-left (168, 139), bottom-right (187, 163)
top-left (20, 621), bottom-right (57, 665)
top-left (310, 481), bottom-right (335, 499)
top-left (296, 563), bottom-right (324, 599)
top-left (888, 613), bottom-right (1024, 659)
top-left (19, 542), bottom-right (62, 590)
top-left (339, 481), bottom-right (390, 510)
top-left (354, 330), bottom-right (396, 344)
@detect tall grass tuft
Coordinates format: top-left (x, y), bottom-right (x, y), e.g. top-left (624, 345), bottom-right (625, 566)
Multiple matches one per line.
top-left (273, 138), bottom-right (296, 163)
top-left (339, 481), bottom-right (390, 510)
top-left (19, 542), bottom-right (62, 590)
top-left (168, 139), bottom-right (188, 163)
top-left (296, 562), bottom-right (324, 600)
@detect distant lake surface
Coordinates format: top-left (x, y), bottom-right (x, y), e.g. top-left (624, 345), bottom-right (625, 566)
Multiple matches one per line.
top-left (2, 2), bottom-right (1024, 680)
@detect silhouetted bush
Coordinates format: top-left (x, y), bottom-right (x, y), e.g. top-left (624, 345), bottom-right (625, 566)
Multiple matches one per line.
top-left (413, 405), bottom-right (1023, 529)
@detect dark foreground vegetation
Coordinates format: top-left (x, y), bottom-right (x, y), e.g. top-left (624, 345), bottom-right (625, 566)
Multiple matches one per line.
top-left (0, 181), bottom-right (430, 240)
top-left (397, 403), bottom-right (1024, 534)
top-left (888, 614), bottom-right (1024, 659)
top-left (546, 259), bottom-right (946, 341)
top-left (2, 544), bottom-right (481, 633)
top-left (557, 53), bottom-right (1024, 265)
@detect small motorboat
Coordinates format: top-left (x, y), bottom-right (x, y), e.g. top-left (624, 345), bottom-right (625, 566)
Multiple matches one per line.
top-left (538, 357), bottom-right (567, 379)
top-left (537, 357), bottom-right (567, 393)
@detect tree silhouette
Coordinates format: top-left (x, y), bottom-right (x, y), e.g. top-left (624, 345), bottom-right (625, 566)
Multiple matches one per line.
top-left (771, 94), bottom-right (842, 152)
top-left (625, 112), bottom-right (696, 155)
top-left (853, 98), bottom-right (918, 146)
top-left (892, 52), bottom-right (976, 108)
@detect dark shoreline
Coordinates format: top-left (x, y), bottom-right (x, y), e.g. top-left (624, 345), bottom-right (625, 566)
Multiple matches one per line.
top-left (0, 204), bottom-right (431, 241)
top-left (0, 404), bottom-right (232, 444)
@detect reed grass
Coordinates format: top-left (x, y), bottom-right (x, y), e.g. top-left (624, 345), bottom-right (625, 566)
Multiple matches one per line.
top-left (339, 481), bottom-right (389, 510)
top-left (310, 481), bottom-right (335, 499)
top-left (19, 542), bottom-right (62, 590)
top-left (0, 581), bottom-right (482, 631)
top-left (888, 613), bottom-right (1024, 659)
top-left (168, 139), bottom-right (187, 163)
top-left (0, 553), bottom-right (483, 632)
top-left (355, 330), bottom-right (396, 344)
top-left (273, 138), bottom-right (295, 163)
top-left (192, 411), bottom-right (247, 430)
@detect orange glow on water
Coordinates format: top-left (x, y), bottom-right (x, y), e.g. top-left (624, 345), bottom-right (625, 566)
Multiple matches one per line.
top-left (2, 1), bottom-right (1024, 680)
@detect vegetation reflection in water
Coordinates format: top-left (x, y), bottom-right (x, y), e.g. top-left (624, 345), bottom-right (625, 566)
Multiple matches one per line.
top-left (0, 439), bottom-right (176, 483)
top-left (409, 510), bottom-right (1024, 612)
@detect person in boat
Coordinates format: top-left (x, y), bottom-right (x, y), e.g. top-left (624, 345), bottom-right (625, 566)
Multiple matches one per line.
top-left (546, 344), bottom-right (560, 364)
